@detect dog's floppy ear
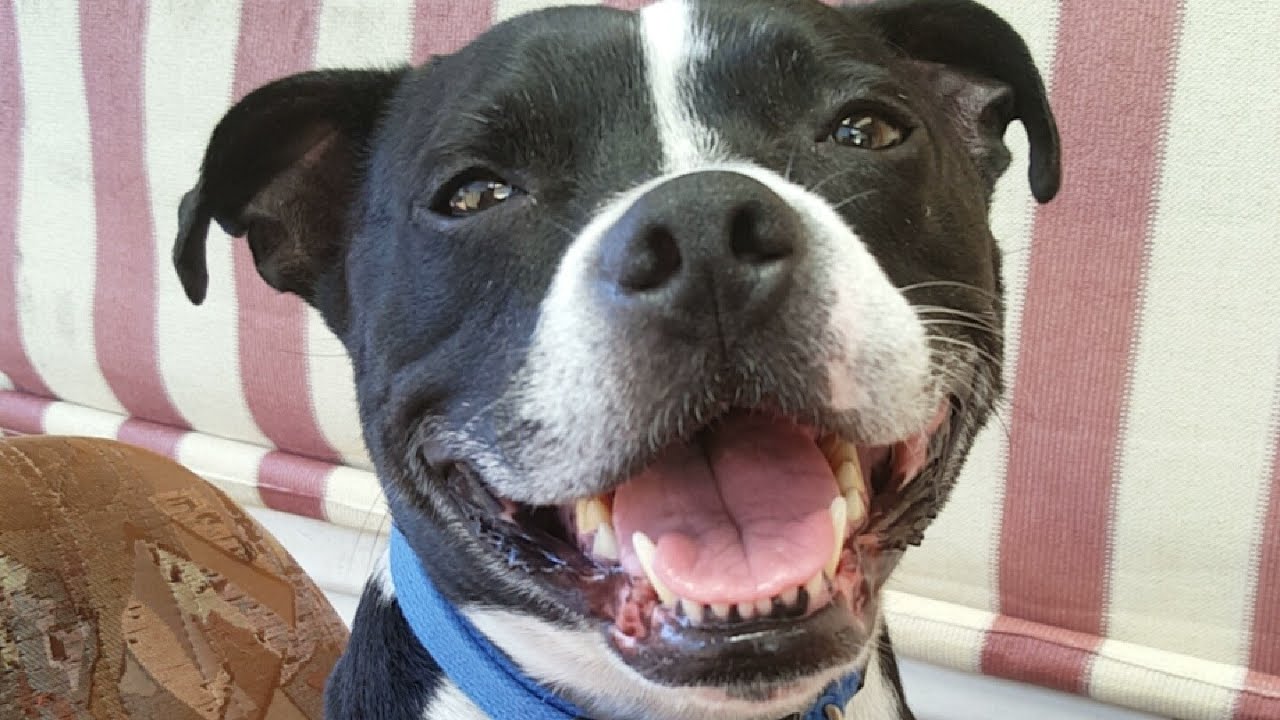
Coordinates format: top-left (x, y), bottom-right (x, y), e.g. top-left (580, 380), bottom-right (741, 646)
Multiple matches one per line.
top-left (174, 68), bottom-right (405, 305)
top-left (847, 0), bottom-right (1061, 203)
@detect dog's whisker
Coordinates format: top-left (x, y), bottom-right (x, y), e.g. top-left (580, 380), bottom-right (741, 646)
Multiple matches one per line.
top-left (547, 218), bottom-right (577, 241)
top-left (807, 166), bottom-right (861, 194)
top-left (927, 334), bottom-right (1004, 373)
top-left (828, 188), bottom-right (880, 211)
top-left (899, 280), bottom-right (1002, 300)
top-left (920, 318), bottom-right (1006, 339)
top-left (911, 304), bottom-right (1001, 324)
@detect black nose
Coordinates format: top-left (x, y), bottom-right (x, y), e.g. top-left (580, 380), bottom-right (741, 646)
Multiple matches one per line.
top-left (599, 171), bottom-right (804, 338)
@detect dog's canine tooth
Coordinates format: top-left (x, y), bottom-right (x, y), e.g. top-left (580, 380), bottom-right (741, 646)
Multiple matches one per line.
top-left (576, 497), bottom-right (610, 536)
top-left (826, 497), bottom-right (847, 578)
top-left (846, 490), bottom-right (867, 530)
top-left (631, 532), bottom-right (676, 605)
top-left (592, 522), bottom-right (619, 560)
top-left (710, 603), bottom-right (731, 621)
top-left (837, 461), bottom-right (864, 498)
top-left (681, 600), bottom-right (705, 625)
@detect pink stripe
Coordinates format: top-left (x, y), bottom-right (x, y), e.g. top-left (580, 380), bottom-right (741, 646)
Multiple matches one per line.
top-left (80, 0), bottom-right (187, 429)
top-left (1237, 400), bottom-right (1280, 718)
top-left (116, 417), bottom-right (186, 460)
top-left (412, 0), bottom-right (492, 64)
top-left (984, 3), bottom-right (1182, 692)
top-left (0, 3), bottom-right (52, 398)
top-left (982, 618), bottom-right (1099, 695)
top-left (0, 390), bottom-right (51, 435)
top-left (230, 0), bottom-right (338, 467)
top-left (1237, 675), bottom-right (1280, 720)
top-left (257, 450), bottom-right (331, 520)
top-left (603, 0), bottom-right (652, 10)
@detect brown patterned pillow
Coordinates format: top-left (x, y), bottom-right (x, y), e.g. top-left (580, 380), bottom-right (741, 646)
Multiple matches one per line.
top-left (0, 436), bottom-right (348, 719)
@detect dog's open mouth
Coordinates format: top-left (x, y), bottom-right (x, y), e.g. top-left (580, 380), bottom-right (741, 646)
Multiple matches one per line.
top-left (446, 405), bottom-right (949, 685)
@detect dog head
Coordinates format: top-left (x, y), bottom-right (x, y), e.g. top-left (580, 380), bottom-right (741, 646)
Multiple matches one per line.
top-left (176, 0), bottom-right (1058, 717)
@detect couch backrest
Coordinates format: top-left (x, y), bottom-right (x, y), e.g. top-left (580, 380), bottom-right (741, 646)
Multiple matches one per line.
top-left (2, 2), bottom-right (1278, 718)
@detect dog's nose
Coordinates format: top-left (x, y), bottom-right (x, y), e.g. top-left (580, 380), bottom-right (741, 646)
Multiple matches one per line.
top-left (599, 171), bottom-right (804, 337)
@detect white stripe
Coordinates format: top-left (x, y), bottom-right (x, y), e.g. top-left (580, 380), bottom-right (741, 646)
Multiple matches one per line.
top-left (1105, 0), bottom-right (1280, 670)
top-left (639, 0), bottom-right (721, 172)
top-left (41, 401), bottom-right (124, 440)
top-left (305, 310), bottom-right (370, 468)
top-left (493, 0), bottom-right (597, 23)
top-left (315, 0), bottom-right (414, 67)
top-left (323, 465), bottom-right (390, 534)
top-left (889, 1), bottom-right (1060, 631)
top-left (14, 2), bottom-right (123, 415)
top-left (146, 0), bottom-right (273, 449)
top-left (176, 431), bottom-right (268, 511)
top-left (1088, 638), bottom-right (1246, 720)
top-left (883, 590), bottom-right (999, 674)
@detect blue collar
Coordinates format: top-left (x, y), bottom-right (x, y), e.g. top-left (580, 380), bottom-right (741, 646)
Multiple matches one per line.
top-left (389, 526), bottom-right (862, 720)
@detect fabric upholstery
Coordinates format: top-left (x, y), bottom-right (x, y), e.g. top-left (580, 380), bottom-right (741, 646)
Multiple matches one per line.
top-left (0, 436), bottom-right (347, 719)
top-left (0, 1), bottom-right (1277, 718)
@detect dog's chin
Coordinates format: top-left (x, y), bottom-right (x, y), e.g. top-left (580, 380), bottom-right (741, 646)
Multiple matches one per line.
top-left (433, 404), bottom-right (952, 692)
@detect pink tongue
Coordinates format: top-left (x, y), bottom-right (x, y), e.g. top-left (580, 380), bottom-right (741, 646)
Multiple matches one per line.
top-left (612, 414), bottom-right (840, 605)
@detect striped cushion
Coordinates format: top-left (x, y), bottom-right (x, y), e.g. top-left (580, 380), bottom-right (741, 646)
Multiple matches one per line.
top-left (0, 1), bottom-right (1276, 718)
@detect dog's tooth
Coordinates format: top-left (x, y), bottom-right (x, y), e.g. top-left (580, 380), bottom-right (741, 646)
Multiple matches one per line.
top-left (682, 600), bottom-right (705, 625)
top-left (710, 603), bottom-right (732, 621)
top-left (755, 597), bottom-right (774, 617)
top-left (779, 586), bottom-right (799, 608)
top-left (826, 497), bottom-right (847, 578)
top-left (805, 572), bottom-right (825, 603)
top-left (837, 461), bottom-right (865, 499)
top-left (846, 490), bottom-right (867, 530)
top-left (576, 497), bottom-right (609, 536)
top-left (737, 602), bottom-right (757, 621)
top-left (631, 532), bottom-right (676, 605)
top-left (592, 522), bottom-right (619, 560)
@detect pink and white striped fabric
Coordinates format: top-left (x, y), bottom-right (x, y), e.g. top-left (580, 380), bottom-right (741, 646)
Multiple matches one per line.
top-left (1, 1), bottom-right (1277, 717)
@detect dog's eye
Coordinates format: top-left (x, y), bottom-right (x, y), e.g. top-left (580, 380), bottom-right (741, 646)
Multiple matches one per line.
top-left (440, 176), bottom-right (519, 217)
top-left (831, 113), bottom-right (905, 150)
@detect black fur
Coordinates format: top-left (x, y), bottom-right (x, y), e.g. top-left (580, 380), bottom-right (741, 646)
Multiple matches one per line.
top-left (325, 585), bottom-right (445, 720)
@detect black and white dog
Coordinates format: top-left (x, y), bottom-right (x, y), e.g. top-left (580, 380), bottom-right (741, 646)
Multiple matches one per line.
top-left (174, 0), bottom-right (1059, 717)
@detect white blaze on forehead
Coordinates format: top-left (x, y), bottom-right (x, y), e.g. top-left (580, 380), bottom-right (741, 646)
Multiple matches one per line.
top-left (639, 0), bottom-right (722, 172)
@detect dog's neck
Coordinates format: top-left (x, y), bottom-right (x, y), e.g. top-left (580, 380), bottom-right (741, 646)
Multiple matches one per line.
top-left (390, 528), bottom-right (885, 720)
